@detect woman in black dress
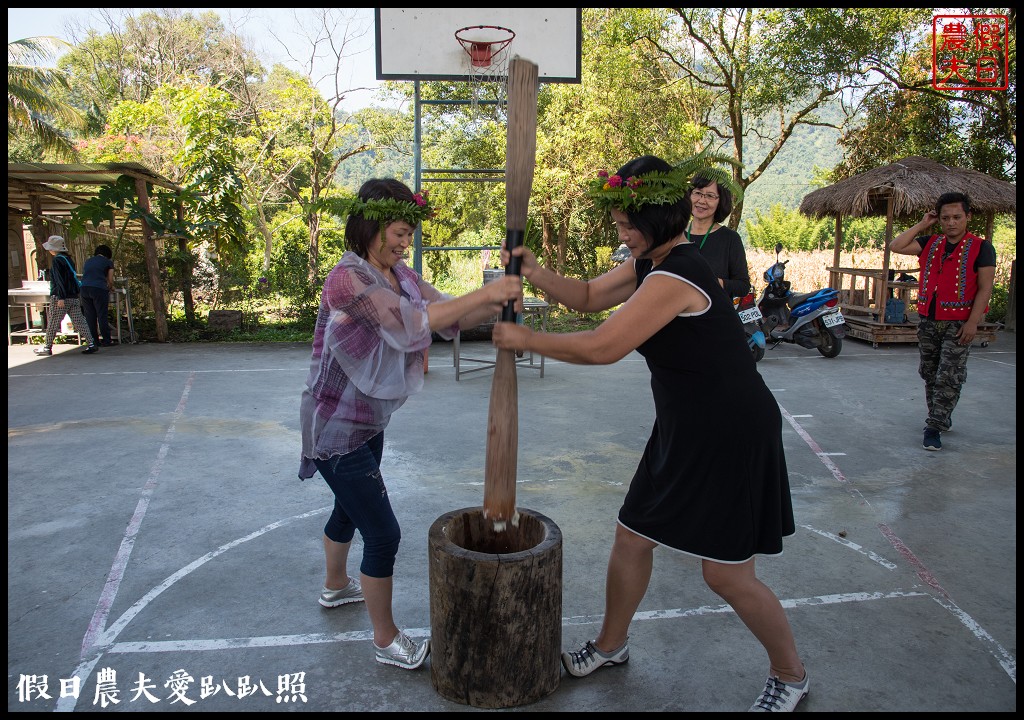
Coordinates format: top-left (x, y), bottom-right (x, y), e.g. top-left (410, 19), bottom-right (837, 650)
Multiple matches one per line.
top-left (687, 172), bottom-right (751, 299)
top-left (493, 155), bottom-right (807, 712)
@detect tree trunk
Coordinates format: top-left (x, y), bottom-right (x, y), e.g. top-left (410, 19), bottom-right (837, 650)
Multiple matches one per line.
top-left (177, 204), bottom-right (195, 323)
top-left (540, 213), bottom-right (555, 305)
top-left (256, 206), bottom-right (273, 271)
top-left (135, 178), bottom-right (169, 342)
top-left (306, 211), bottom-right (320, 287)
top-left (556, 216), bottom-right (568, 277)
top-left (428, 507), bottom-right (562, 709)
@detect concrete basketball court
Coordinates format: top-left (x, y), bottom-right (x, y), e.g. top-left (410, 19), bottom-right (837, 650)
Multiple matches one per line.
top-left (7, 331), bottom-right (1016, 712)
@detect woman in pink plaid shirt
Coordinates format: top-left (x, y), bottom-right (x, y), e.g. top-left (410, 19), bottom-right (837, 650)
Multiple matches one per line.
top-left (299, 178), bottom-right (521, 670)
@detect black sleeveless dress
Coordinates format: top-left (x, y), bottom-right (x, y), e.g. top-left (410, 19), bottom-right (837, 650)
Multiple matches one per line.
top-left (617, 244), bottom-right (795, 562)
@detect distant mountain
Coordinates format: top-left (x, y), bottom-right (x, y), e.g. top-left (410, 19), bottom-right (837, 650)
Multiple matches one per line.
top-left (739, 100), bottom-right (846, 234)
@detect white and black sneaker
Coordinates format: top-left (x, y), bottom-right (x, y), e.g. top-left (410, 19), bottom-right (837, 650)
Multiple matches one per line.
top-left (749, 672), bottom-right (809, 712)
top-left (561, 639), bottom-right (629, 678)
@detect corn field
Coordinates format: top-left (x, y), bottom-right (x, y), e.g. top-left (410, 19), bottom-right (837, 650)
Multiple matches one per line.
top-left (744, 248), bottom-right (1014, 293)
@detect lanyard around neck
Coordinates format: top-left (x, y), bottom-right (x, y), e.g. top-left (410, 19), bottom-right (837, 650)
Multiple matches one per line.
top-left (686, 224), bottom-right (713, 250)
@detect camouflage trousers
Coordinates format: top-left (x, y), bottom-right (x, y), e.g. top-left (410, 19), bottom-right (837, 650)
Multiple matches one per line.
top-left (917, 318), bottom-right (971, 432)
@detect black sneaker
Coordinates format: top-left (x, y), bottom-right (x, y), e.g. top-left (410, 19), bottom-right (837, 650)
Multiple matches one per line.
top-left (82, 344), bottom-right (99, 354)
top-left (33, 347), bottom-right (52, 356)
top-left (922, 428), bottom-right (941, 451)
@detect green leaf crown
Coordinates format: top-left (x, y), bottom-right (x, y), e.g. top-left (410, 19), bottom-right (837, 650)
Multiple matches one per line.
top-left (347, 191), bottom-right (434, 226)
top-left (587, 150), bottom-right (744, 214)
top-left (588, 169), bottom-right (691, 214)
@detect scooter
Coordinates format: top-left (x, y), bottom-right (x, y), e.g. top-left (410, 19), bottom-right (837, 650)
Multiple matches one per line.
top-left (754, 243), bottom-right (845, 359)
top-left (734, 292), bottom-right (767, 362)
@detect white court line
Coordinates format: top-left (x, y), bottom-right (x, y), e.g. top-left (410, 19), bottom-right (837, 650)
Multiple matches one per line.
top-left (8, 367), bottom-right (291, 378)
top-left (779, 400), bottom-right (1016, 684)
top-left (56, 503), bottom-right (335, 712)
top-left (80, 372), bottom-right (195, 654)
top-left (105, 589), bottom-right (928, 654)
top-left (104, 587), bottom-right (1011, 687)
top-left (799, 523), bottom-right (897, 569)
top-left (54, 378), bottom-right (1014, 711)
top-left (972, 355), bottom-right (1016, 367)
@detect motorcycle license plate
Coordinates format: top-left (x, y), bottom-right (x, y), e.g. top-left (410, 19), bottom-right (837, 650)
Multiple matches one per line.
top-left (823, 311), bottom-right (845, 327)
top-left (739, 307), bottom-right (763, 323)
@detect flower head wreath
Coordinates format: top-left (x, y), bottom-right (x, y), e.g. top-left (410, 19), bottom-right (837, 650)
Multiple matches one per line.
top-left (345, 190), bottom-right (434, 226)
top-left (588, 149), bottom-right (744, 214)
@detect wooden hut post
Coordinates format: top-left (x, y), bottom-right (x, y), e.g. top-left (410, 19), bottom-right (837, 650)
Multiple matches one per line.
top-left (134, 178), bottom-right (169, 342)
top-left (831, 213), bottom-right (843, 292)
top-left (878, 196), bottom-right (894, 322)
top-left (1006, 260), bottom-right (1016, 332)
top-left (30, 195), bottom-right (49, 276)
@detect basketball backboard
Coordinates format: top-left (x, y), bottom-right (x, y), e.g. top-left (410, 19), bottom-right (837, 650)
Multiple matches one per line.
top-left (375, 8), bottom-right (582, 82)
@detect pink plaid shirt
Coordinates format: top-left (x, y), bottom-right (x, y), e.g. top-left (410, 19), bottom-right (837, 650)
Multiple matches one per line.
top-left (299, 252), bottom-right (457, 479)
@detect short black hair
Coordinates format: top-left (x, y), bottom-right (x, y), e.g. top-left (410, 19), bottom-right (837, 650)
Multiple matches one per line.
top-left (936, 192), bottom-right (971, 216)
top-left (614, 155), bottom-right (691, 251)
top-left (344, 178), bottom-right (417, 257)
top-left (690, 172), bottom-right (733, 224)
top-left (94, 244), bottom-right (113, 259)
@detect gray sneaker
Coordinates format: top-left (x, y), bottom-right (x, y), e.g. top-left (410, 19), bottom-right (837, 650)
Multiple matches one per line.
top-left (374, 630), bottom-right (430, 670)
top-left (318, 576), bottom-right (364, 607)
top-left (561, 639), bottom-right (629, 677)
top-left (749, 673), bottom-right (809, 712)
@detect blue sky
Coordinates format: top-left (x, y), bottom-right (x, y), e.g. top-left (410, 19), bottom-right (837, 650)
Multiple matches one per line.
top-left (7, 7), bottom-right (386, 110)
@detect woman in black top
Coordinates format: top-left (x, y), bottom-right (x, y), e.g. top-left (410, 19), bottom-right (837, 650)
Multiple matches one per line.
top-left (687, 173), bottom-right (751, 299)
top-left (494, 155), bottom-right (807, 711)
top-left (34, 235), bottom-right (97, 356)
top-left (81, 244), bottom-right (116, 346)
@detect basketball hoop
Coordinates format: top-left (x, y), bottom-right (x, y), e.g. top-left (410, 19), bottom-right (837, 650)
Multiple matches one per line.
top-left (455, 25), bottom-right (515, 116)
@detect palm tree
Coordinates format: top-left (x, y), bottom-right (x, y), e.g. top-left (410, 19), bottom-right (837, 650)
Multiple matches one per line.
top-left (8, 36), bottom-right (87, 161)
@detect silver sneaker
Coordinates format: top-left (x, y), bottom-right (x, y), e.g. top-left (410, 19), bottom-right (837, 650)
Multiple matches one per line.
top-left (374, 630), bottom-right (430, 670)
top-left (561, 639), bottom-right (629, 678)
top-left (318, 576), bottom-right (364, 607)
top-left (748, 673), bottom-right (809, 712)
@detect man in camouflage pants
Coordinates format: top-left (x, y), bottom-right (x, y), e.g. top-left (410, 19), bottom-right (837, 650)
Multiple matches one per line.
top-left (890, 192), bottom-right (996, 451)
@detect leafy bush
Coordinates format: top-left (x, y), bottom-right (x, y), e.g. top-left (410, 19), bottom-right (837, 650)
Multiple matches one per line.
top-left (745, 205), bottom-right (830, 251)
top-left (986, 283), bottom-right (1009, 325)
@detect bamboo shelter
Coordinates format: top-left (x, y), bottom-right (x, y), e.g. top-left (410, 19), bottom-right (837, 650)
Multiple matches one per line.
top-left (799, 156), bottom-right (1015, 345)
top-left (8, 162), bottom-right (185, 343)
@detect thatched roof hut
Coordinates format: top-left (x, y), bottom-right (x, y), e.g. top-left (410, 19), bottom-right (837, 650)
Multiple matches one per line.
top-left (798, 156), bottom-right (1016, 336)
top-left (799, 155), bottom-right (1017, 221)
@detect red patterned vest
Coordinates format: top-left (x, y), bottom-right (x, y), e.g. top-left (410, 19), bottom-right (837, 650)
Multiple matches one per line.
top-left (916, 232), bottom-right (985, 320)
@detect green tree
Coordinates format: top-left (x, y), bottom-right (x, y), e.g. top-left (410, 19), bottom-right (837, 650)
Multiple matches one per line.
top-left (836, 8), bottom-right (1016, 182)
top-left (57, 10), bottom-right (261, 128)
top-left (7, 37), bottom-right (87, 161)
top-left (235, 9), bottom-right (371, 287)
top-left (532, 9), bottom-right (707, 285)
top-left (631, 8), bottom-right (925, 227)
top-left (75, 83), bottom-right (248, 326)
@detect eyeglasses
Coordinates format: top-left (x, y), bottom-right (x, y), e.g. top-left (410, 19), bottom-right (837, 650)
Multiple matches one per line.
top-left (692, 190), bottom-right (719, 202)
